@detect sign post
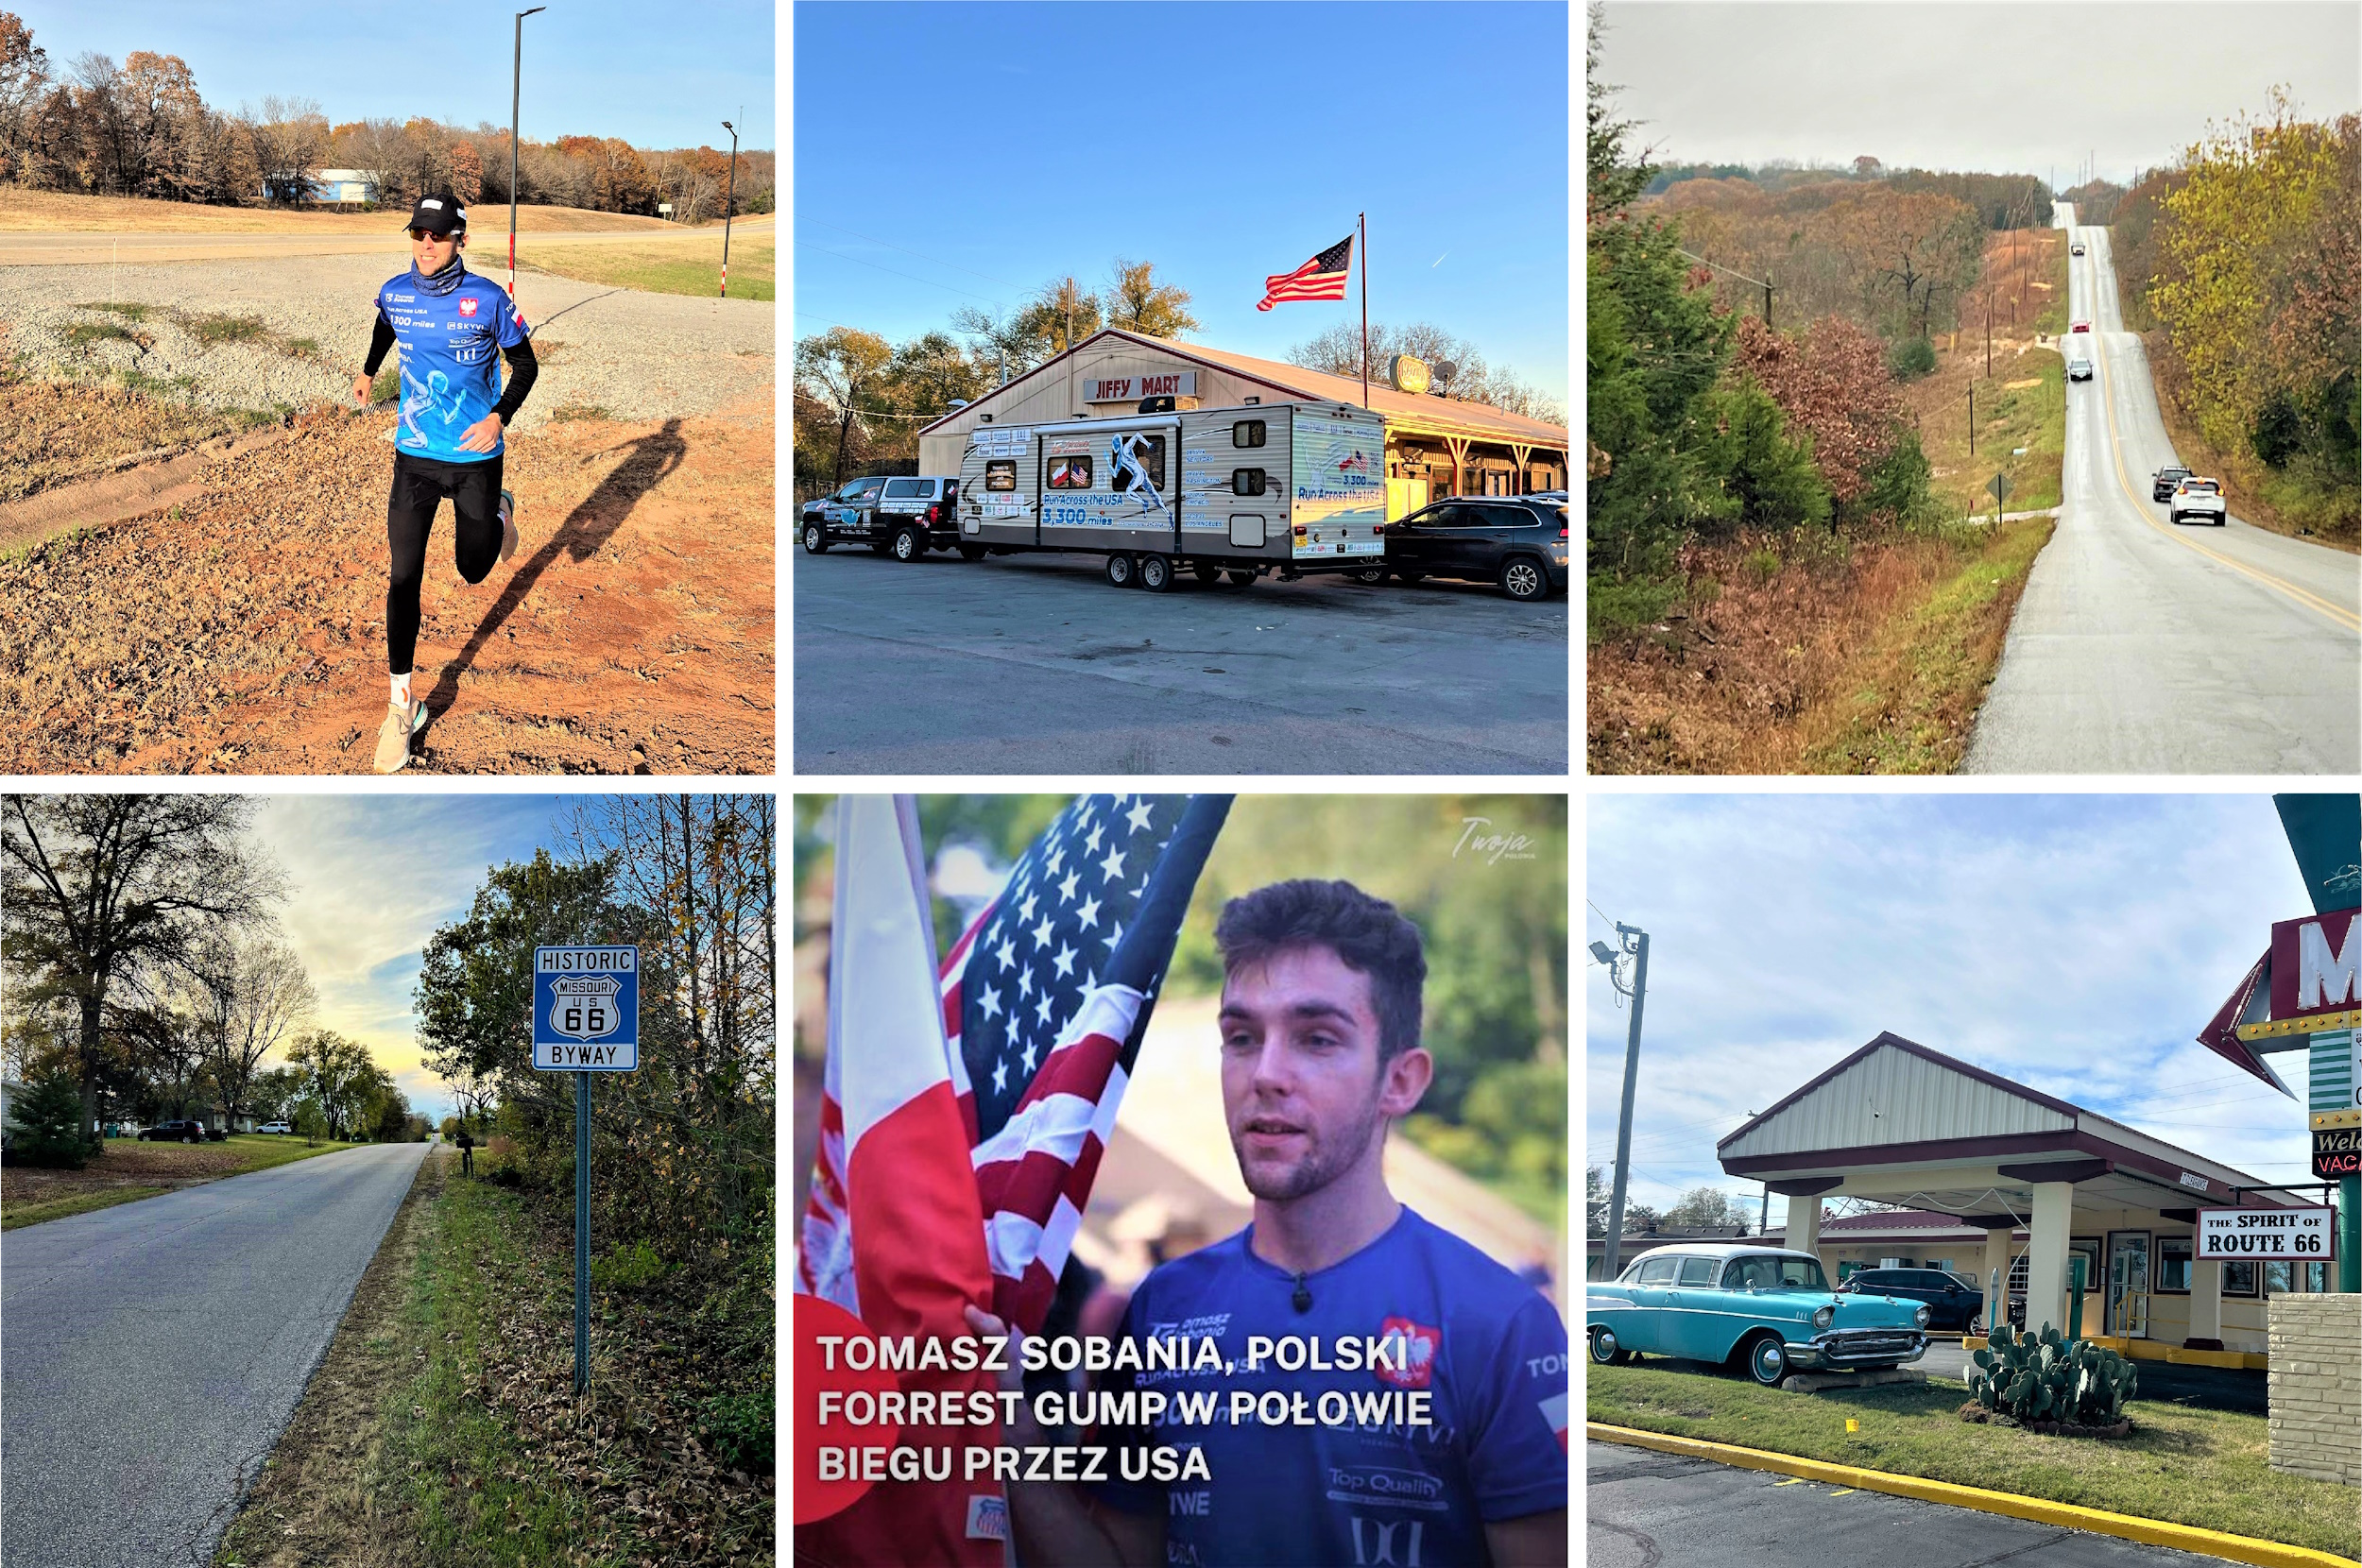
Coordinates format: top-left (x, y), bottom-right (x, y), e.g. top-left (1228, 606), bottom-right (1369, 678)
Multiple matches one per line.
top-left (533, 945), bottom-right (641, 1397)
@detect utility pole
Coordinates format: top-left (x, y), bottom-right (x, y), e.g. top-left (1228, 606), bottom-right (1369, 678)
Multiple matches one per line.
top-left (1598, 925), bottom-right (1651, 1283)
top-left (1968, 385), bottom-right (1976, 457)
top-left (507, 6), bottom-right (546, 302)
top-left (1985, 287), bottom-right (1993, 378)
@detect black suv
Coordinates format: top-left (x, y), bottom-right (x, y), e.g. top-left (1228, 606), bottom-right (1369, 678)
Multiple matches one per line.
top-left (1363, 497), bottom-right (1568, 601)
top-left (1838, 1268), bottom-right (1983, 1332)
top-left (139, 1118), bottom-right (211, 1144)
top-left (2151, 465), bottom-right (2192, 503)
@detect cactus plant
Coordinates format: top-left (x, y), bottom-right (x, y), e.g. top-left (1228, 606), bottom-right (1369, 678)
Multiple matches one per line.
top-left (1964, 1322), bottom-right (2137, 1429)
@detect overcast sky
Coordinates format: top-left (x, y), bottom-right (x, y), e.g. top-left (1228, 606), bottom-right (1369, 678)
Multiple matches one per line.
top-left (1585, 793), bottom-right (2332, 1226)
top-left (250, 794), bottom-right (570, 1123)
top-left (1595, 2), bottom-right (2360, 186)
top-left (13, 0), bottom-right (774, 150)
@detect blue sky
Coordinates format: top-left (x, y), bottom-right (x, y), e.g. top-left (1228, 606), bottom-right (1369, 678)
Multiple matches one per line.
top-left (792, 1), bottom-right (1568, 402)
top-left (14, 1), bottom-right (774, 149)
top-left (250, 794), bottom-right (574, 1121)
top-left (1585, 794), bottom-right (2328, 1228)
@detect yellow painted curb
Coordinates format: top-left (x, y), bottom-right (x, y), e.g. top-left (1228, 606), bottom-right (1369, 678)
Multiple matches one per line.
top-left (2166, 1347), bottom-right (2260, 1370)
top-left (1587, 1422), bottom-right (2360, 1568)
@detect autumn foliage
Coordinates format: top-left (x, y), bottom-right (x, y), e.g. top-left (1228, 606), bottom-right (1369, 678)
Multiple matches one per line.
top-left (1733, 315), bottom-right (1901, 504)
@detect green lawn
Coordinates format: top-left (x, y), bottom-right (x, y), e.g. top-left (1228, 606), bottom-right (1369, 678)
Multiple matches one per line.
top-left (520, 235), bottom-right (774, 302)
top-left (2, 1133), bottom-right (370, 1230)
top-left (1590, 1360), bottom-right (2360, 1559)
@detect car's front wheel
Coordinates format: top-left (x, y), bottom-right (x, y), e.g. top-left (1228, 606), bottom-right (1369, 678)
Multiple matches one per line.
top-left (1589, 1327), bottom-right (1632, 1367)
top-left (1500, 555), bottom-right (1548, 601)
top-left (1742, 1333), bottom-right (1791, 1387)
top-left (801, 522), bottom-right (827, 554)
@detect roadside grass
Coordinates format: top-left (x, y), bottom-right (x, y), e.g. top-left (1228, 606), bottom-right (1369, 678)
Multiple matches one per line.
top-left (0, 1133), bottom-right (370, 1230)
top-left (1590, 1360), bottom-right (2359, 1559)
top-left (521, 235), bottom-right (776, 302)
top-left (1906, 230), bottom-right (2068, 520)
top-left (1586, 515), bottom-right (2051, 774)
top-left (1, 188), bottom-right (683, 234)
top-left (186, 311), bottom-right (269, 346)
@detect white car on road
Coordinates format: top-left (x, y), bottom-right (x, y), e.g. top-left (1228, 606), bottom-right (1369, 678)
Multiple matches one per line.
top-left (2168, 477), bottom-right (2227, 526)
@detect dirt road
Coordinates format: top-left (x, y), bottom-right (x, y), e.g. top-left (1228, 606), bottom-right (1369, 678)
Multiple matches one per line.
top-left (0, 398), bottom-right (775, 775)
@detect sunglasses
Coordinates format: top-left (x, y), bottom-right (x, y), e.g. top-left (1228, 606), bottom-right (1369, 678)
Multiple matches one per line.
top-left (408, 228), bottom-right (461, 243)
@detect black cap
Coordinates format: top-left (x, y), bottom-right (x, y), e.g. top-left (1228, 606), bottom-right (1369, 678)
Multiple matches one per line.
top-left (404, 191), bottom-right (467, 235)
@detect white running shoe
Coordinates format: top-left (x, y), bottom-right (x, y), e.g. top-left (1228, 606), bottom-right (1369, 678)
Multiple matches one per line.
top-left (499, 488), bottom-right (520, 563)
top-left (372, 697), bottom-right (428, 774)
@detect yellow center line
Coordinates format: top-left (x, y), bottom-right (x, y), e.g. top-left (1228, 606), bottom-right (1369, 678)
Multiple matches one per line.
top-left (2084, 240), bottom-right (2358, 633)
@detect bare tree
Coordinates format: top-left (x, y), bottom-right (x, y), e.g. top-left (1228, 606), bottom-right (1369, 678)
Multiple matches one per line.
top-left (243, 94), bottom-right (326, 204)
top-left (189, 937), bottom-right (315, 1132)
top-left (2, 795), bottom-right (285, 1147)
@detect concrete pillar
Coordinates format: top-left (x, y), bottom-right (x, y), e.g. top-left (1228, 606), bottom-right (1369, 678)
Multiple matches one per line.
top-left (1789, 1196), bottom-right (1823, 1264)
top-left (2187, 1257), bottom-right (2224, 1349)
top-left (1981, 1228), bottom-right (2017, 1335)
top-left (2026, 1183), bottom-right (2076, 1338)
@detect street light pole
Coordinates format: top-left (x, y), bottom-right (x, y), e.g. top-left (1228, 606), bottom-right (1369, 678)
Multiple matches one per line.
top-left (1600, 924), bottom-right (1651, 1283)
top-left (508, 6), bottom-right (546, 301)
top-left (719, 116), bottom-right (738, 298)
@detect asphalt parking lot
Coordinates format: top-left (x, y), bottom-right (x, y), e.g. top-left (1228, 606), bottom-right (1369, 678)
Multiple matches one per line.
top-left (1586, 1439), bottom-right (2251, 1568)
top-left (792, 547), bottom-right (1567, 774)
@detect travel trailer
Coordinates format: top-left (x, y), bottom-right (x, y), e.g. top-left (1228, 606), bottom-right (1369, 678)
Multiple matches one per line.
top-left (951, 401), bottom-right (1387, 589)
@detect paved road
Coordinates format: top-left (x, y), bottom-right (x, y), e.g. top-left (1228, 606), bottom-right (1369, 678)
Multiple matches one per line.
top-left (1966, 202), bottom-right (2360, 774)
top-left (794, 547), bottom-right (1568, 774)
top-left (1587, 1438), bottom-right (2248, 1567)
top-left (0, 215), bottom-right (776, 267)
top-left (1, 1142), bottom-right (429, 1568)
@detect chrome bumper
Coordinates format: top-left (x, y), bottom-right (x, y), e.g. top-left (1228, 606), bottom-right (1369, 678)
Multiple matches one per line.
top-left (1782, 1329), bottom-right (1929, 1369)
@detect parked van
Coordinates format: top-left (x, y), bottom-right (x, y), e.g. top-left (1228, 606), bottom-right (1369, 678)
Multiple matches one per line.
top-left (953, 401), bottom-right (1388, 589)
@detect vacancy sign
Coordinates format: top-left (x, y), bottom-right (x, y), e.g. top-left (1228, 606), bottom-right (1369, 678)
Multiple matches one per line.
top-left (532, 946), bottom-right (641, 1070)
top-left (2197, 1205), bottom-right (2337, 1261)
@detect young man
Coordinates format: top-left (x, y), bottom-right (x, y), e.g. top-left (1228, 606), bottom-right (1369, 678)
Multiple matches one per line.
top-left (967, 879), bottom-right (1570, 1568)
top-left (351, 191), bottom-right (539, 774)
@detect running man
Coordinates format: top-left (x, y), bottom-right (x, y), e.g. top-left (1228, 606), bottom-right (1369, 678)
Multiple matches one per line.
top-left (967, 880), bottom-right (1570, 1567)
top-left (351, 190), bottom-right (539, 773)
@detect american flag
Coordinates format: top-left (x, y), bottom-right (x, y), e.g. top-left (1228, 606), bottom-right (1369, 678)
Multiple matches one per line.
top-left (945, 793), bottom-right (1231, 1331)
top-left (1258, 233), bottom-right (1354, 311)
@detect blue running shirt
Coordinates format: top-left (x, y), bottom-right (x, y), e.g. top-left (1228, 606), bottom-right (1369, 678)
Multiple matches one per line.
top-left (375, 267), bottom-right (527, 463)
top-left (1090, 1207), bottom-right (1569, 1568)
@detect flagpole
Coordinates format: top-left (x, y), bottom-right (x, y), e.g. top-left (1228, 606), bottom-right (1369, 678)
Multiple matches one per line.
top-left (1358, 212), bottom-right (1369, 409)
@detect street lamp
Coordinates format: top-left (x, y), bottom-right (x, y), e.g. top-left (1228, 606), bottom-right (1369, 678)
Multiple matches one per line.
top-left (508, 6), bottom-right (547, 301)
top-left (1594, 923), bottom-right (1652, 1284)
top-left (719, 116), bottom-right (738, 298)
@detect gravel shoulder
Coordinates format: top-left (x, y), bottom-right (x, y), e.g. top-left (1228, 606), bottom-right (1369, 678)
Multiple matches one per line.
top-left (0, 252), bottom-right (773, 426)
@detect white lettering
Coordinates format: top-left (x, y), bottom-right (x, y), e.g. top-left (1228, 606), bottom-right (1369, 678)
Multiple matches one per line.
top-left (2298, 918), bottom-right (2361, 1010)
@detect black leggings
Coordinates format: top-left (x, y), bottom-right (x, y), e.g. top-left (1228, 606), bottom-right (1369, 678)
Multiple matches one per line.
top-left (386, 452), bottom-right (504, 675)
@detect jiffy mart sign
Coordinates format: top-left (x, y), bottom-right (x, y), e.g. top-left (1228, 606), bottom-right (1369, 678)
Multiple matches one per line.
top-left (533, 946), bottom-right (641, 1070)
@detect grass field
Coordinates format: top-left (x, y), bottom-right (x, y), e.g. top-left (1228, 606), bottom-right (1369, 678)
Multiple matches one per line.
top-left (520, 231), bottom-right (774, 301)
top-left (1906, 230), bottom-right (2070, 519)
top-left (0, 188), bottom-right (686, 234)
top-left (1591, 1360), bottom-right (2359, 1558)
top-left (1, 1133), bottom-right (371, 1230)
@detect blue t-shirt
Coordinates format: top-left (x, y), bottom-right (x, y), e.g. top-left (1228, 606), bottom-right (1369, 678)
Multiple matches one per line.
top-left (1090, 1207), bottom-right (1568, 1568)
top-left (375, 266), bottom-right (527, 464)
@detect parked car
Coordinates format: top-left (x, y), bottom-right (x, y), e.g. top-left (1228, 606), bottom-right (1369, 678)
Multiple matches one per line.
top-left (2067, 355), bottom-right (2094, 383)
top-left (139, 1118), bottom-right (209, 1143)
top-left (1838, 1267), bottom-right (1983, 1332)
top-left (798, 475), bottom-right (888, 553)
top-left (2151, 465), bottom-right (2193, 502)
top-left (257, 1120), bottom-right (293, 1134)
top-left (2070, 319), bottom-right (2091, 334)
top-left (2169, 476), bottom-right (2227, 526)
top-left (1361, 496), bottom-right (1568, 601)
top-left (2071, 242), bottom-right (2086, 256)
top-left (1586, 1244), bottom-right (1931, 1387)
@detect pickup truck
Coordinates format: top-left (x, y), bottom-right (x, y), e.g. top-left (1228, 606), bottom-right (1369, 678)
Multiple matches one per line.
top-left (799, 476), bottom-right (963, 558)
top-left (2168, 476), bottom-right (2227, 526)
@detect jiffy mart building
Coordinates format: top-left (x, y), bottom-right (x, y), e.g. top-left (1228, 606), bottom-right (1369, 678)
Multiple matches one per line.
top-left (915, 328), bottom-right (1569, 516)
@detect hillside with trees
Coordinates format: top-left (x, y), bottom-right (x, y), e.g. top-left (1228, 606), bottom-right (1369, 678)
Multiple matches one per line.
top-left (0, 13), bottom-right (771, 220)
top-left (2110, 94), bottom-right (2356, 545)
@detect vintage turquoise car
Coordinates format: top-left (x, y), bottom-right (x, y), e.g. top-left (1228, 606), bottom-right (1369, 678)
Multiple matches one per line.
top-left (1587, 1244), bottom-right (1931, 1387)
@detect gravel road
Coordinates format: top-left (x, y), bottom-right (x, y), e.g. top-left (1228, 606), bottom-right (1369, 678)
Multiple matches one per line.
top-left (0, 252), bottom-right (773, 427)
top-left (0, 1142), bottom-right (430, 1568)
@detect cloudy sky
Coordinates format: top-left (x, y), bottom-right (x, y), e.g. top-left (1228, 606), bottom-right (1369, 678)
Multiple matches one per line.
top-left (249, 793), bottom-right (573, 1121)
top-left (1595, 2), bottom-right (2359, 185)
top-left (1584, 793), bottom-right (2331, 1227)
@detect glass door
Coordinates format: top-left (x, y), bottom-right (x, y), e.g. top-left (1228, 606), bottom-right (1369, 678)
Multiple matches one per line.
top-left (2107, 1232), bottom-right (2150, 1338)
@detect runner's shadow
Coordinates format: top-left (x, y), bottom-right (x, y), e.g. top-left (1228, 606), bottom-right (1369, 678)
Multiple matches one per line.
top-left (419, 418), bottom-right (687, 729)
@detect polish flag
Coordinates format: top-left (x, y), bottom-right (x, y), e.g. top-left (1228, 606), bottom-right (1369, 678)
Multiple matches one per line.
top-left (796, 795), bottom-right (1003, 1568)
